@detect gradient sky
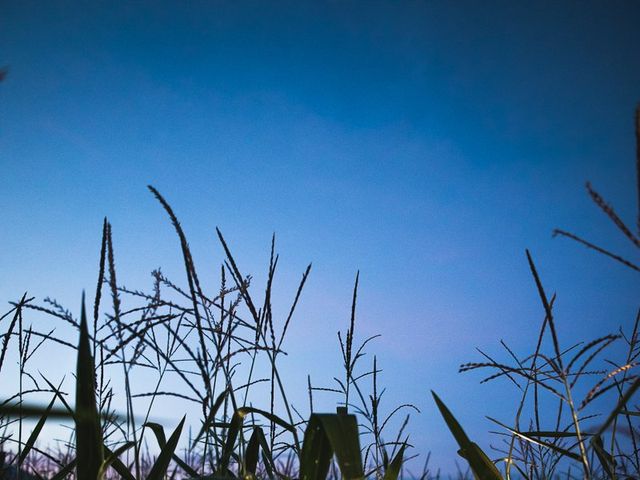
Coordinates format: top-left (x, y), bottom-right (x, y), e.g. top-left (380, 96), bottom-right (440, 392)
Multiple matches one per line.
top-left (1, 1), bottom-right (639, 475)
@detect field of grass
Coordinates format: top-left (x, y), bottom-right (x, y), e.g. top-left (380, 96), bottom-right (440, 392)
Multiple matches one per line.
top-left (0, 108), bottom-right (639, 479)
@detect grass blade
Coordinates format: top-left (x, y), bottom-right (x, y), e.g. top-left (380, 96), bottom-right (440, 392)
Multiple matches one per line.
top-left (191, 388), bottom-right (228, 449)
top-left (383, 443), bottom-right (406, 480)
top-left (146, 415), bottom-right (186, 480)
top-left (98, 441), bottom-right (135, 479)
top-left (488, 416), bottom-right (582, 462)
top-left (591, 435), bottom-right (616, 479)
top-left (593, 377), bottom-right (640, 437)
top-left (300, 412), bottom-right (364, 480)
top-left (18, 393), bottom-right (57, 466)
top-left (145, 421), bottom-right (198, 477)
top-left (299, 414), bottom-right (334, 480)
top-left (50, 459), bottom-right (78, 480)
top-left (431, 391), bottom-right (502, 480)
top-left (103, 445), bottom-right (136, 480)
top-left (75, 293), bottom-right (103, 480)
top-left (244, 426), bottom-right (262, 478)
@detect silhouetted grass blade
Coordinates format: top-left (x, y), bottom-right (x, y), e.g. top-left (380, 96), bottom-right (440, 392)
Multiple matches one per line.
top-left (382, 443), bottom-right (406, 480)
top-left (103, 445), bottom-right (136, 480)
top-left (591, 435), bottom-right (616, 479)
top-left (300, 412), bottom-right (364, 480)
top-left (0, 293), bottom-right (27, 372)
top-left (18, 393), bottom-right (57, 466)
top-left (146, 415), bottom-right (186, 480)
top-left (300, 414), bottom-right (333, 480)
top-left (145, 421), bottom-right (198, 477)
top-left (253, 425), bottom-right (275, 480)
top-left (431, 391), bottom-right (502, 480)
top-left (50, 459), bottom-right (77, 480)
top-left (76, 293), bottom-right (103, 480)
top-left (243, 426), bottom-right (262, 478)
top-left (191, 388), bottom-right (228, 449)
top-left (98, 441), bottom-right (135, 479)
top-left (593, 377), bottom-right (640, 437)
top-left (218, 407), bottom-right (294, 476)
top-left (218, 409), bottom-right (247, 476)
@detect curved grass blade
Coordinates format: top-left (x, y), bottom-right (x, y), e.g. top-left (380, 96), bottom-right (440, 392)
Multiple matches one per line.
top-left (487, 416), bottom-right (582, 462)
top-left (382, 443), bottom-right (406, 480)
top-left (218, 409), bottom-right (246, 476)
top-left (145, 421), bottom-right (198, 477)
top-left (593, 377), bottom-right (640, 437)
top-left (0, 293), bottom-right (28, 372)
top-left (254, 425), bottom-right (275, 480)
top-left (239, 406), bottom-right (295, 432)
top-left (103, 445), bottom-right (136, 480)
top-left (431, 391), bottom-right (502, 480)
top-left (300, 414), bottom-right (333, 480)
top-left (50, 459), bottom-right (77, 480)
top-left (76, 293), bottom-right (103, 480)
top-left (146, 415), bottom-right (186, 480)
top-left (191, 388), bottom-right (228, 449)
top-left (591, 435), bottom-right (616, 479)
top-left (218, 406), bottom-right (295, 476)
top-left (98, 441), bottom-right (135, 479)
top-left (244, 426), bottom-right (262, 478)
top-left (620, 410), bottom-right (640, 416)
top-left (241, 425), bottom-right (277, 479)
top-left (18, 393), bottom-right (57, 466)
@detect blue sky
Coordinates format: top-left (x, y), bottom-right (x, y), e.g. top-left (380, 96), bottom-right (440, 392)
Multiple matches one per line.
top-left (1, 1), bottom-right (639, 475)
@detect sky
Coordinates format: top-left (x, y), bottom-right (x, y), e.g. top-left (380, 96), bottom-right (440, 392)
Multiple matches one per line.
top-left (1, 0), bottom-right (639, 475)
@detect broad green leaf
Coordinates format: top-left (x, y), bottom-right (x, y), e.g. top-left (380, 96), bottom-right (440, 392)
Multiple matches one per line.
top-left (299, 414), bottom-right (334, 480)
top-left (432, 391), bottom-right (502, 480)
top-left (146, 415), bottom-right (186, 480)
top-left (300, 412), bottom-right (364, 480)
top-left (75, 293), bottom-right (103, 480)
top-left (383, 443), bottom-right (406, 480)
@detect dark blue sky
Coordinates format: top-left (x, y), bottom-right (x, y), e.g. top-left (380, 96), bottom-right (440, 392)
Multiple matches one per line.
top-left (1, 1), bottom-right (639, 474)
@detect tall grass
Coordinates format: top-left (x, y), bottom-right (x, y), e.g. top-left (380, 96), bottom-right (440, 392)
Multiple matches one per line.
top-left (1, 105), bottom-right (639, 479)
top-left (434, 106), bottom-right (640, 479)
top-left (0, 186), bottom-right (416, 479)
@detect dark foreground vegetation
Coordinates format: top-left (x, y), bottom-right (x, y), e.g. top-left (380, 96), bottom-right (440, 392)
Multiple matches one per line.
top-left (1, 107), bottom-right (639, 479)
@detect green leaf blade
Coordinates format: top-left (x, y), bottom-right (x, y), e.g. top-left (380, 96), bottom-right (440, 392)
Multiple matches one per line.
top-left (75, 293), bottom-right (103, 480)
